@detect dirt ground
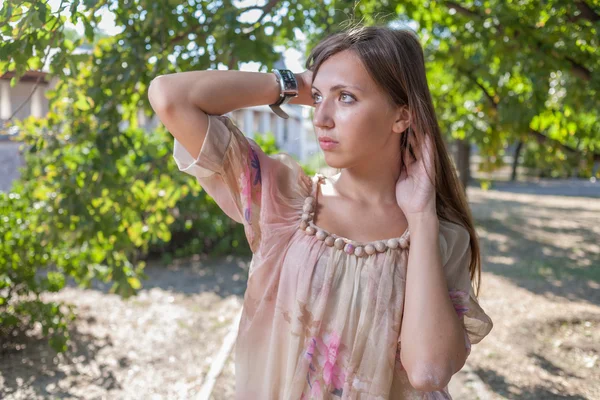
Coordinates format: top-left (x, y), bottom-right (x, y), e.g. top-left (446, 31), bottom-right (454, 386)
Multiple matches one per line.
top-left (1, 182), bottom-right (599, 399)
top-left (0, 257), bottom-right (248, 399)
top-left (459, 185), bottom-right (600, 399)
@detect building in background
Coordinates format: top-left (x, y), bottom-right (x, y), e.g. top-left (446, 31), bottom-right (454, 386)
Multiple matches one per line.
top-left (0, 71), bottom-right (59, 192)
top-left (0, 53), bottom-right (319, 192)
top-left (229, 56), bottom-right (319, 164)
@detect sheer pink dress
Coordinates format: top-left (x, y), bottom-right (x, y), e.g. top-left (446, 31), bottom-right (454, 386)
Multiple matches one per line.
top-left (173, 114), bottom-right (493, 399)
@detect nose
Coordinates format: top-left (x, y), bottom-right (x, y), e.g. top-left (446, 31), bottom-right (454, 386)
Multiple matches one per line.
top-left (312, 97), bottom-right (334, 129)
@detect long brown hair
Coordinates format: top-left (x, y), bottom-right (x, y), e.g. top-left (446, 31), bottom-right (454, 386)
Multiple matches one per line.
top-left (305, 23), bottom-right (482, 296)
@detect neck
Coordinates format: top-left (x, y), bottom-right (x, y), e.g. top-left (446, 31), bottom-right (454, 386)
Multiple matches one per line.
top-left (333, 158), bottom-right (402, 205)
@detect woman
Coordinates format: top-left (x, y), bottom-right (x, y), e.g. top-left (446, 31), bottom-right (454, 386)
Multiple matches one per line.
top-left (148, 24), bottom-right (493, 399)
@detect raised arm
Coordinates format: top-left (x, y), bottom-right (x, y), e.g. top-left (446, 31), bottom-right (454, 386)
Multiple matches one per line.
top-left (147, 69), bottom-right (313, 159)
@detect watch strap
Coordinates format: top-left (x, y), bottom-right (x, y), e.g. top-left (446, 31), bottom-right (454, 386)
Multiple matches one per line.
top-left (269, 68), bottom-right (298, 119)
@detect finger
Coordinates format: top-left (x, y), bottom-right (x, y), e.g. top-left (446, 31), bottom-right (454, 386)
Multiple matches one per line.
top-left (421, 134), bottom-right (432, 163)
top-left (402, 135), bottom-right (417, 166)
top-left (421, 134), bottom-right (436, 176)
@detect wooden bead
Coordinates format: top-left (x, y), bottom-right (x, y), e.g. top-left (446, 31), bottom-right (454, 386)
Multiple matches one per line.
top-left (344, 243), bottom-right (355, 254)
top-left (375, 241), bottom-right (387, 252)
top-left (387, 238), bottom-right (399, 249)
top-left (399, 237), bottom-right (408, 249)
top-left (305, 226), bottom-right (316, 236)
top-left (364, 244), bottom-right (376, 255)
top-left (354, 246), bottom-right (364, 257)
top-left (334, 238), bottom-right (345, 250)
top-left (316, 230), bottom-right (327, 241)
top-left (324, 236), bottom-right (335, 246)
top-left (300, 220), bottom-right (308, 230)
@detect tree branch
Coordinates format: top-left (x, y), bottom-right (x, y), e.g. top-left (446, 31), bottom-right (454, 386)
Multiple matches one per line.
top-left (241, 0), bottom-right (280, 34)
top-left (443, 1), bottom-right (593, 82)
top-left (529, 129), bottom-right (600, 162)
top-left (444, 1), bottom-right (479, 19)
top-left (574, 0), bottom-right (600, 23)
top-left (458, 67), bottom-right (498, 106)
top-left (6, 3), bottom-right (64, 124)
top-left (458, 66), bottom-right (600, 162)
top-left (563, 55), bottom-right (592, 81)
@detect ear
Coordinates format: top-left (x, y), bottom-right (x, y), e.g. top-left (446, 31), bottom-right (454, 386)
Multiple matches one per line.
top-left (392, 105), bottom-right (411, 135)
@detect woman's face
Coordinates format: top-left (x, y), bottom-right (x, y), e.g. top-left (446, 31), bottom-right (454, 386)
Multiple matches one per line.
top-left (310, 49), bottom-right (408, 170)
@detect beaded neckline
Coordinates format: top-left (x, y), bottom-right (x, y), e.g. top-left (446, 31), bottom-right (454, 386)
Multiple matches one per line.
top-left (298, 173), bottom-right (410, 257)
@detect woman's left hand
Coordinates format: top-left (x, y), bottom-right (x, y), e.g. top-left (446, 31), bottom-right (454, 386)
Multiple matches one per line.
top-left (395, 133), bottom-right (437, 220)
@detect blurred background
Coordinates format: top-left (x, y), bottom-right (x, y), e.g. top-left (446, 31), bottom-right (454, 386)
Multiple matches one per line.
top-left (0, 0), bottom-right (598, 399)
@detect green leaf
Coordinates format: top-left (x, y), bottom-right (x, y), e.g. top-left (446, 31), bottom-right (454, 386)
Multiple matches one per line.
top-left (83, 20), bottom-right (94, 42)
top-left (64, 39), bottom-right (75, 51)
top-left (38, 3), bottom-right (48, 25)
top-left (74, 94), bottom-right (91, 111)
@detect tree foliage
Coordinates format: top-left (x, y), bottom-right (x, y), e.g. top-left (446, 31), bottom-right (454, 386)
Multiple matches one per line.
top-left (0, 0), bottom-right (334, 350)
top-left (0, 0), bottom-right (598, 351)
top-left (395, 0), bottom-right (600, 176)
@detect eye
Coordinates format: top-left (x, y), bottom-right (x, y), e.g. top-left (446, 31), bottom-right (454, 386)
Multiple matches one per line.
top-left (340, 92), bottom-right (355, 103)
top-left (311, 92), bottom-right (322, 104)
top-left (311, 92), bottom-right (356, 104)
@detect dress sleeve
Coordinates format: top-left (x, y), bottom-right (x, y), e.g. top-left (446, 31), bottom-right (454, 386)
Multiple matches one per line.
top-left (172, 114), bottom-right (266, 253)
top-left (439, 219), bottom-right (494, 358)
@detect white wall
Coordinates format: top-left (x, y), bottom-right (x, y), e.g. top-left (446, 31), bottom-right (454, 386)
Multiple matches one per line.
top-left (0, 140), bottom-right (25, 192)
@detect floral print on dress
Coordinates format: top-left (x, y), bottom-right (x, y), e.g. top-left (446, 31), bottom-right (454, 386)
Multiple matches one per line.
top-left (238, 144), bottom-right (262, 244)
top-left (249, 145), bottom-right (261, 185)
top-left (302, 330), bottom-right (346, 398)
top-left (448, 289), bottom-right (472, 356)
top-left (448, 289), bottom-right (469, 318)
top-left (175, 115), bottom-right (494, 399)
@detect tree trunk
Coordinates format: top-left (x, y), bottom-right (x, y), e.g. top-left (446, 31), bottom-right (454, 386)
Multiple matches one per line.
top-left (455, 139), bottom-right (471, 193)
top-left (511, 140), bottom-right (523, 181)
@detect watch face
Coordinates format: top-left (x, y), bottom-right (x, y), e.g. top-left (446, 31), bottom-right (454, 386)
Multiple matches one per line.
top-left (282, 71), bottom-right (297, 91)
top-left (274, 69), bottom-right (298, 95)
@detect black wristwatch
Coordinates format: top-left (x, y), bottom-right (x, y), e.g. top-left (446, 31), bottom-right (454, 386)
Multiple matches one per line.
top-left (269, 68), bottom-right (299, 119)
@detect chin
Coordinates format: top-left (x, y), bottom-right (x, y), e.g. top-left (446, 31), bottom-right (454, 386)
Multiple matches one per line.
top-left (323, 153), bottom-right (350, 169)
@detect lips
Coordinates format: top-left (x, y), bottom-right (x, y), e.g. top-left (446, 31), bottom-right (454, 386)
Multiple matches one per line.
top-left (318, 137), bottom-right (338, 143)
top-left (318, 137), bottom-right (339, 151)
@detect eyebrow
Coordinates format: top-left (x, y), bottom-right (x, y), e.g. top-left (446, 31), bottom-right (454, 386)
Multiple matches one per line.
top-left (311, 84), bottom-right (365, 92)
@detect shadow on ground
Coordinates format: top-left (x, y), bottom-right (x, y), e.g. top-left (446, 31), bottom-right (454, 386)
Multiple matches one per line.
top-left (473, 366), bottom-right (588, 399)
top-left (2, 257), bottom-right (247, 399)
top-left (470, 178), bottom-right (600, 198)
top-left (1, 316), bottom-right (121, 399)
top-left (467, 186), bottom-right (600, 306)
top-left (63, 253), bottom-right (252, 298)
